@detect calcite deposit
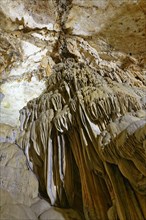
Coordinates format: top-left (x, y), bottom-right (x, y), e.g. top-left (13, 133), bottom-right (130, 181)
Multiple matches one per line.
top-left (0, 0), bottom-right (146, 220)
top-left (18, 59), bottom-right (146, 220)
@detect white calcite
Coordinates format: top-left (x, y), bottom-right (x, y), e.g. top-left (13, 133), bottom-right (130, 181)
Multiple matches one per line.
top-left (1, 78), bottom-right (46, 126)
top-left (0, 0), bottom-right (58, 30)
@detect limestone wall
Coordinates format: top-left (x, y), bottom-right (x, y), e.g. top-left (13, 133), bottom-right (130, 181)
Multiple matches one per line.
top-left (0, 1), bottom-right (146, 219)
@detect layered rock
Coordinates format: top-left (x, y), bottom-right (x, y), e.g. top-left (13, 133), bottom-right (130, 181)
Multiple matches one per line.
top-left (0, 0), bottom-right (59, 126)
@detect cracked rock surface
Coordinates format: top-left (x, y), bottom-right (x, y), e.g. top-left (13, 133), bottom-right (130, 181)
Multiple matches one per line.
top-left (0, 0), bottom-right (146, 220)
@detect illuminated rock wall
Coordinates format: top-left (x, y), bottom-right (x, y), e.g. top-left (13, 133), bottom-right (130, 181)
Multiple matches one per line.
top-left (0, 1), bottom-right (146, 219)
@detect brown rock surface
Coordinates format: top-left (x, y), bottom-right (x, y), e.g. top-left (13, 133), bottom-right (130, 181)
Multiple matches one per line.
top-left (0, 189), bottom-right (16, 207)
top-left (39, 207), bottom-right (82, 220)
top-left (19, 60), bottom-right (146, 220)
top-left (0, 0), bottom-right (146, 220)
top-left (0, 203), bottom-right (37, 220)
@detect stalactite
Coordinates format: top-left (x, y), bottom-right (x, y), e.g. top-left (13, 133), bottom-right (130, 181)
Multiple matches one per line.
top-left (18, 59), bottom-right (146, 220)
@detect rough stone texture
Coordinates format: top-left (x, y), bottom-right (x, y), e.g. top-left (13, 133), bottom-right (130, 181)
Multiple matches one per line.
top-left (39, 207), bottom-right (82, 220)
top-left (0, 0), bottom-right (59, 126)
top-left (0, 146), bottom-right (39, 206)
top-left (0, 123), bottom-right (18, 143)
top-left (0, 0), bottom-right (59, 30)
top-left (0, 0), bottom-right (146, 126)
top-left (0, 189), bottom-right (16, 207)
top-left (65, 0), bottom-right (146, 53)
top-left (31, 199), bottom-right (51, 217)
top-left (0, 0), bottom-right (146, 220)
top-left (0, 204), bottom-right (37, 220)
top-left (0, 124), bottom-right (39, 206)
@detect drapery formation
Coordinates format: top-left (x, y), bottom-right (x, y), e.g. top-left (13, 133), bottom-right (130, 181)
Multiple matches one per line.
top-left (18, 59), bottom-right (146, 220)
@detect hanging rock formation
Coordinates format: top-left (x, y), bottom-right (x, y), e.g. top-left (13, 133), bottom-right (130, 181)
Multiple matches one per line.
top-left (0, 0), bottom-right (146, 219)
top-left (18, 59), bottom-right (146, 220)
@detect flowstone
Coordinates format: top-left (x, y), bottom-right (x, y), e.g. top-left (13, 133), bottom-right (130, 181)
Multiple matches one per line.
top-left (18, 59), bottom-right (146, 220)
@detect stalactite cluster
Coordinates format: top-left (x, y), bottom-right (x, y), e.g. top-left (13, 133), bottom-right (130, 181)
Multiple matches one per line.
top-left (18, 59), bottom-right (146, 220)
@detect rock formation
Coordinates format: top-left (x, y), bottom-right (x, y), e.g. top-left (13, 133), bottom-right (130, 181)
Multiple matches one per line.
top-left (18, 59), bottom-right (146, 220)
top-left (0, 0), bottom-right (146, 220)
